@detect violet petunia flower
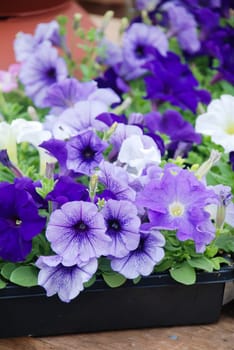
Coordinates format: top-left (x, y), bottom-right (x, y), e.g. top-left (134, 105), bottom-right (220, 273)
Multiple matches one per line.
top-left (102, 199), bottom-right (141, 258)
top-left (98, 161), bottom-right (136, 202)
top-left (46, 200), bottom-right (110, 266)
top-left (19, 41), bottom-right (67, 107)
top-left (36, 255), bottom-right (97, 302)
top-left (51, 100), bottom-right (111, 139)
top-left (137, 165), bottom-right (218, 252)
top-left (0, 182), bottom-right (46, 262)
top-left (66, 130), bottom-right (107, 175)
top-left (121, 22), bottom-right (168, 80)
top-left (111, 227), bottom-right (165, 279)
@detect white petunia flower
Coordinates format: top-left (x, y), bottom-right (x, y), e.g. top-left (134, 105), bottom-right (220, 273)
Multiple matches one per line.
top-left (195, 94), bottom-right (234, 153)
top-left (118, 134), bottom-right (161, 177)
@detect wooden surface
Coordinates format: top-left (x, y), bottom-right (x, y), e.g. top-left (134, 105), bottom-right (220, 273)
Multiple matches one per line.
top-left (0, 302), bottom-right (233, 350)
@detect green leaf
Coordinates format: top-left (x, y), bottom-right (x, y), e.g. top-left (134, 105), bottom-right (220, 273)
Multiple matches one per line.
top-left (1, 262), bottom-right (18, 279)
top-left (98, 257), bottom-right (112, 273)
top-left (215, 233), bottom-right (234, 252)
top-left (187, 256), bottom-right (214, 272)
top-left (133, 276), bottom-right (141, 284)
top-left (0, 278), bottom-right (7, 289)
top-left (170, 261), bottom-right (196, 285)
top-left (154, 258), bottom-right (174, 272)
top-left (10, 266), bottom-right (38, 287)
top-left (102, 272), bottom-right (126, 288)
top-left (84, 275), bottom-right (96, 288)
top-left (211, 257), bottom-right (230, 270)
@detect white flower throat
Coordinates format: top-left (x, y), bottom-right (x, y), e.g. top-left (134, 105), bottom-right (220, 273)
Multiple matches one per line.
top-left (169, 201), bottom-right (185, 217)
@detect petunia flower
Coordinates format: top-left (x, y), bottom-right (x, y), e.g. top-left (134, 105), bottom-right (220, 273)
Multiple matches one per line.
top-left (14, 20), bottom-right (62, 62)
top-left (118, 134), bottom-right (161, 177)
top-left (137, 165), bottom-right (218, 252)
top-left (111, 227), bottom-right (165, 279)
top-left (0, 182), bottom-right (46, 262)
top-left (121, 22), bottom-right (168, 80)
top-left (19, 41), bottom-right (67, 107)
top-left (195, 94), bottom-right (234, 153)
top-left (102, 199), bottom-right (141, 258)
top-left (36, 255), bottom-right (97, 303)
top-left (0, 64), bottom-right (20, 93)
top-left (46, 201), bottom-right (111, 266)
top-left (66, 130), bottom-right (107, 175)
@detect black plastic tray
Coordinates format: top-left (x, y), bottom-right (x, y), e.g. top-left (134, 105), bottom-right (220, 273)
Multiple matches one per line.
top-left (0, 266), bottom-right (233, 338)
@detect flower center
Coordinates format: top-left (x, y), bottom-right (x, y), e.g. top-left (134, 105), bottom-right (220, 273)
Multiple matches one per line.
top-left (46, 67), bottom-right (57, 83)
top-left (15, 219), bottom-right (22, 226)
top-left (108, 219), bottom-right (121, 231)
top-left (169, 201), bottom-right (185, 217)
top-left (73, 221), bottom-right (88, 233)
top-left (82, 146), bottom-right (96, 160)
top-left (135, 44), bottom-right (145, 58)
top-left (225, 123), bottom-right (234, 135)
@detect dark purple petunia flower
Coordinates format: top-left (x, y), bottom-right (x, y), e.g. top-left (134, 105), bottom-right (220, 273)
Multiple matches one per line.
top-left (137, 165), bottom-right (218, 252)
top-left (66, 130), bottom-right (107, 175)
top-left (102, 199), bottom-right (141, 258)
top-left (96, 67), bottom-right (129, 99)
top-left (144, 51), bottom-right (211, 113)
top-left (40, 139), bottom-right (68, 174)
top-left (145, 110), bottom-right (201, 144)
top-left (111, 226), bottom-right (165, 279)
top-left (0, 182), bottom-right (46, 262)
top-left (14, 177), bottom-right (47, 209)
top-left (229, 151), bottom-right (234, 171)
top-left (19, 41), bottom-right (67, 107)
top-left (46, 200), bottom-right (110, 266)
top-left (36, 255), bottom-right (97, 302)
top-left (46, 176), bottom-right (89, 207)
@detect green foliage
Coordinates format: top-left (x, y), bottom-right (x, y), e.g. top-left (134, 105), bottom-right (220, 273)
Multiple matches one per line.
top-left (9, 266), bottom-right (38, 287)
top-left (102, 272), bottom-right (126, 288)
top-left (170, 261), bottom-right (196, 285)
top-left (36, 178), bottom-right (55, 198)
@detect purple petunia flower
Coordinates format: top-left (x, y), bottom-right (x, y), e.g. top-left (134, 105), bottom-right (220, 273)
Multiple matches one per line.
top-left (121, 22), bottom-right (168, 80)
top-left (14, 20), bottom-right (62, 62)
top-left (98, 161), bottom-right (136, 202)
top-left (111, 226), bottom-right (165, 279)
top-left (102, 199), bottom-right (141, 258)
top-left (19, 41), bottom-right (67, 107)
top-left (51, 100), bottom-right (111, 139)
top-left (137, 165), bottom-right (218, 252)
top-left (46, 176), bottom-right (89, 207)
top-left (36, 255), bottom-right (97, 302)
top-left (66, 130), bottom-right (107, 175)
top-left (46, 200), bottom-right (110, 266)
top-left (0, 182), bottom-right (46, 262)
top-left (144, 51), bottom-right (211, 113)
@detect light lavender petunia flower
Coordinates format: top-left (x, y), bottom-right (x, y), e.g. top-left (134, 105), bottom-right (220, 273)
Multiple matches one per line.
top-left (111, 226), bottom-right (165, 279)
top-left (102, 199), bottom-right (141, 258)
top-left (36, 255), bottom-right (97, 302)
top-left (46, 201), bottom-right (111, 266)
top-left (163, 2), bottom-right (200, 54)
top-left (19, 41), bottom-right (67, 107)
top-left (14, 20), bottom-right (62, 62)
top-left (98, 161), bottom-right (136, 202)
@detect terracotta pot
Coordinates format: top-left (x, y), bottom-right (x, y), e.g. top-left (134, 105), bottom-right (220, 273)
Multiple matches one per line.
top-left (0, 0), bottom-right (93, 70)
